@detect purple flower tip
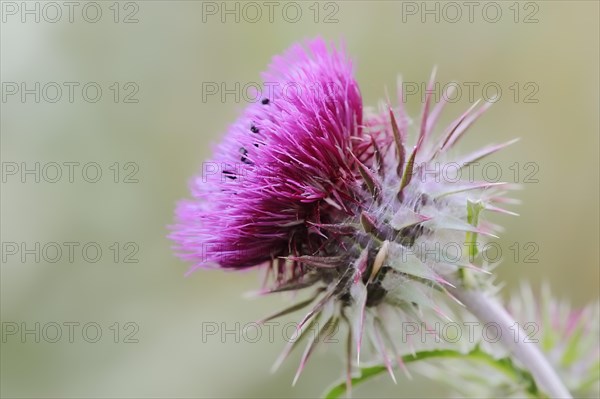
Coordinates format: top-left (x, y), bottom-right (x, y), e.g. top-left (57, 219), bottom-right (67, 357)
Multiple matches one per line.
top-left (170, 38), bottom-right (364, 271)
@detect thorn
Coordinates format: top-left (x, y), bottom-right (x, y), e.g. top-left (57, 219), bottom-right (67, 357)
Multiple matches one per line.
top-left (323, 196), bottom-right (344, 211)
top-left (443, 99), bottom-right (494, 151)
top-left (360, 211), bottom-right (378, 235)
top-left (455, 138), bottom-right (520, 165)
top-left (418, 67), bottom-right (437, 147)
top-left (370, 134), bottom-right (385, 179)
top-left (372, 322), bottom-right (397, 384)
top-left (425, 82), bottom-right (456, 144)
top-left (258, 296), bottom-right (317, 324)
top-left (437, 100), bottom-right (482, 153)
top-left (485, 204), bottom-right (520, 216)
top-left (353, 248), bottom-right (369, 283)
top-left (351, 283), bottom-right (368, 366)
top-left (432, 305), bottom-right (454, 323)
top-left (368, 241), bottom-right (389, 285)
top-left (352, 153), bottom-right (381, 200)
top-left (396, 75), bottom-right (408, 137)
top-left (398, 144), bottom-right (418, 196)
top-left (389, 108), bottom-right (406, 177)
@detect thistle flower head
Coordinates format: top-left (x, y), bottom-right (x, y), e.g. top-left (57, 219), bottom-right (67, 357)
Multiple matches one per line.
top-left (171, 38), bottom-right (518, 385)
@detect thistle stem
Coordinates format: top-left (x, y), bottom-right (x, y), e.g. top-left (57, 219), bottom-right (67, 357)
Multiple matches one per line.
top-left (447, 285), bottom-right (572, 398)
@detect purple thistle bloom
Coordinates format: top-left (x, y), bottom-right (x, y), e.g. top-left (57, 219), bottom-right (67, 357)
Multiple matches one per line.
top-left (171, 38), bottom-right (364, 271)
top-left (171, 38), bottom-right (518, 387)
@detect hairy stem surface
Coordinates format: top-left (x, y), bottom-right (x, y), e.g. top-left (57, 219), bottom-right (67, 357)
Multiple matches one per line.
top-left (448, 285), bottom-right (572, 398)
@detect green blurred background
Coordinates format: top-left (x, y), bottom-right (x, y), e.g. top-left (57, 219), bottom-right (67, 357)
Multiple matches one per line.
top-left (1, 1), bottom-right (598, 397)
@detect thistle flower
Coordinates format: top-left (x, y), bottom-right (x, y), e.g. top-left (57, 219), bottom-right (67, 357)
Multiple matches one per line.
top-left (171, 38), bottom-right (521, 389)
top-left (171, 38), bottom-right (363, 270)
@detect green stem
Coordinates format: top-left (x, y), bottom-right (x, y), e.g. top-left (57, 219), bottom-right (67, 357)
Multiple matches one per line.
top-left (323, 347), bottom-right (541, 399)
